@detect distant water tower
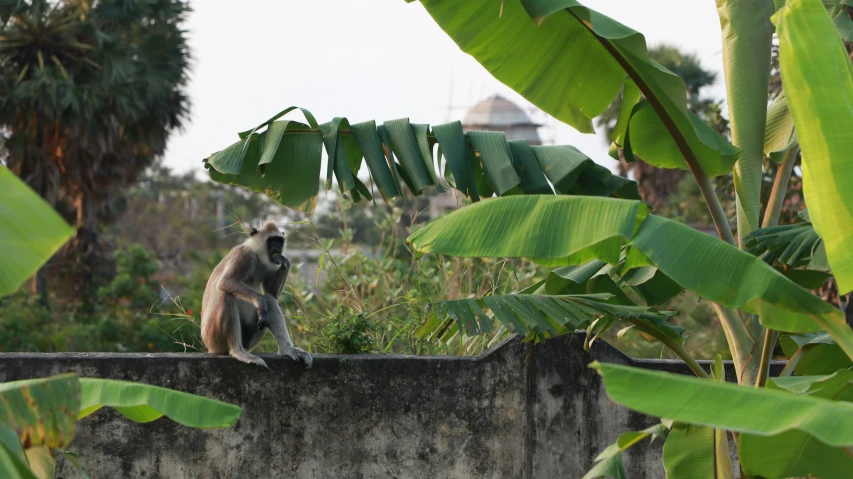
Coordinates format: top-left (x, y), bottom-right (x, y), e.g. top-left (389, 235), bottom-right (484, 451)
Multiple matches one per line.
top-left (460, 94), bottom-right (542, 145)
top-left (426, 94), bottom-right (545, 219)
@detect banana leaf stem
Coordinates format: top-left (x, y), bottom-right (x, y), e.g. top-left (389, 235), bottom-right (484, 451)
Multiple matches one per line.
top-left (696, 173), bottom-right (737, 246)
top-left (761, 146), bottom-right (798, 228)
top-left (713, 304), bottom-right (756, 384)
top-left (779, 348), bottom-right (804, 377)
top-left (755, 328), bottom-right (779, 388)
top-left (626, 318), bottom-right (709, 379)
top-left (570, 12), bottom-right (736, 247)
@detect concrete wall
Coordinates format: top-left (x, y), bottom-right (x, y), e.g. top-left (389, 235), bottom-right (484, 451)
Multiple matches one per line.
top-left (0, 335), bottom-right (773, 478)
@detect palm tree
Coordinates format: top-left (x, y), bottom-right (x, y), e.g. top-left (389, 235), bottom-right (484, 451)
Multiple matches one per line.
top-left (0, 0), bottom-right (190, 303)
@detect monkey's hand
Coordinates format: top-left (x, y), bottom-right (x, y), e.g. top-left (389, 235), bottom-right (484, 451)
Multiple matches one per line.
top-left (281, 346), bottom-right (313, 369)
top-left (274, 255), bottom-right (291, 272)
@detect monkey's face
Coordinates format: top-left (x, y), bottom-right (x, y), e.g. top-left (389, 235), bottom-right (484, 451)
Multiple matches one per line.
top-left (267, 236), bottom-right (286, 266)
top-left (248, 221), bottom-right (288, 269)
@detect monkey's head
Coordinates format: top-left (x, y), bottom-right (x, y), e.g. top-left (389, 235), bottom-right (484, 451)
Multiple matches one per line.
top-left (248, 221), bottom-right (287, 269)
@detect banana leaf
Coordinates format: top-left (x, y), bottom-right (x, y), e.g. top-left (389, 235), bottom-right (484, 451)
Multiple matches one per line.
top-left (408, 195), bottom-right (853, 358)
top-left (0, 166), bottom-right (74, 297)
top-left (745, 222), bottom-right (826, 270)
top-left (411, 0), bottom-right (739, 176)
top-left (738, 371), bottom-right (853, 479)
top-left (204, 108), bottom-right (642, 210)
top-left (0, 374), bottom-right (79, 450)
top-left (582, 424), bottom-right (667, 479)
top-left (415, 293), bottom-right (678, 344)
top-left (775, 0), bottom-right (853, 293)
top-left (764, 91), bottom-right (797, 158)
top-left (780, 332), bottom-right (852, 375)
top-left (715, 0), bottom-right (775, 244)
top-left (79, 378), bottom-right (242, 429)
top-left (592, 361), bottom-right (853, 447)
top-left (661, 357), bottom-right (732, 479)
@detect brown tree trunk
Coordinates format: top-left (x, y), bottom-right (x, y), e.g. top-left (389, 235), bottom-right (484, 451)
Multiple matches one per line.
top-left (30, 269), bottom-right (50, 309)
top-left (66, 190), bottom-right (104, 310)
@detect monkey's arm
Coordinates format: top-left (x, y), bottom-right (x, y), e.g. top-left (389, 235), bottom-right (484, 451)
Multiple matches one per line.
top-left (262, 257), bottom-right (289, 299)
top-left (218, 248), bottom-right (265, 309)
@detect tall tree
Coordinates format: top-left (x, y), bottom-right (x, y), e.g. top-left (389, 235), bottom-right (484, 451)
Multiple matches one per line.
top-left (0, 0), bottom-right (190, 301)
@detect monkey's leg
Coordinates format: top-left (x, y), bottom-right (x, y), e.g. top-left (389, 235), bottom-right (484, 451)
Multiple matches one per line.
top-left (262, 294), bottom-right (313, 369)
top-left (224, 298), bottom-right (270, 370)
top-left (241, 318), bottom-right (266, 351)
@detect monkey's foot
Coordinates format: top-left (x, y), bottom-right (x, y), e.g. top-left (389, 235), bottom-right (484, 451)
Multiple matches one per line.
top-left (280, 347), bottom-right (313, 369)
top-left (230, 350), bottom-right (270, 371)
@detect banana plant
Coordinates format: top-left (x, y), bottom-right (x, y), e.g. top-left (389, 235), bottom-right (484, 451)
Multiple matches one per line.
top-left (200, 0), bottom-right (853, 476)
top-left (402, 0), bottom-right (853, 476)
top-left (0, 374), bottom-right (242, 479)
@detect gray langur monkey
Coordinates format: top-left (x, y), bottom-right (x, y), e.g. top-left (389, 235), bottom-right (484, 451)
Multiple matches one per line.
top-left (201, 221), bottom-right (312, 370)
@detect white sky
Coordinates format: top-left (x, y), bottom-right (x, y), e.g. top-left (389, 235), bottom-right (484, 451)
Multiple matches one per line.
top-left (163, 0), bottom-right (727, 176)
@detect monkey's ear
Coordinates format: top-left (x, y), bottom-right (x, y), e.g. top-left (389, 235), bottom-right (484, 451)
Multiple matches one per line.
top-left (250, 227), bottom-right (258, 236)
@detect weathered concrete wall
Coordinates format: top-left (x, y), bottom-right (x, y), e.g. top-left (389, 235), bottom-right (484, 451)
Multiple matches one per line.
top-left (0, 335), bottom-right (780, 478)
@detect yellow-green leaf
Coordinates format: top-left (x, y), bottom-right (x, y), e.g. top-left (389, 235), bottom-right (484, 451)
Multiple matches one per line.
top-left (0, 374), bottom-right (80, 450)
top-left (775, 0), bottom-right (853, 293)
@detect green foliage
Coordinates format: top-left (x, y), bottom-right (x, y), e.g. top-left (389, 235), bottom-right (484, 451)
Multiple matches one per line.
top-left (274, 198), bottom-right (540, 356)
top-left (409, 195), bottom-right (846, 334)
top-left (96, 245), bottom-right (159, 309)
top-left (738, 371), bottom-right (853, 479)
top-left (316, 309), bottom-right (377, 354)
top-left (420, 0), bottom-right (739, 178)
top-left (394, 0), bottom-right (853, 474)
top-left (0, 166), bottom-right (544, 357)
top-left (0, 292), bottom-right (69, 352)
top-left (0, 243), bottom-right (190, 353)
